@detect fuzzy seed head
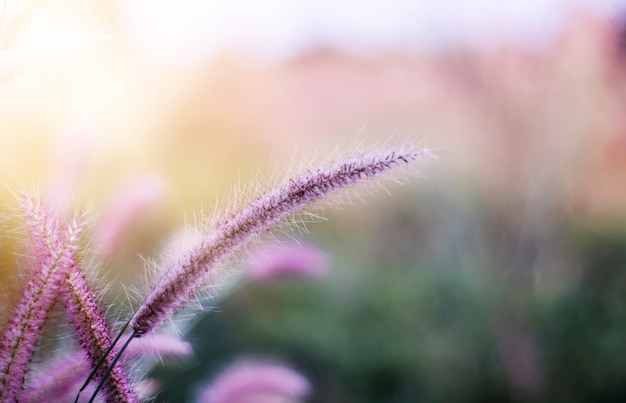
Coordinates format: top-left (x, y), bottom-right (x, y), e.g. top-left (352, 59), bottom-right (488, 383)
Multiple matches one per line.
top-left (131, 147), bottom-right (430, 336)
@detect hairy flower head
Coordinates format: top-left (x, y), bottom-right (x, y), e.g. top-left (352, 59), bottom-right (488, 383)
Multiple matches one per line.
top-left (131, 147), bottom-right (431, 336)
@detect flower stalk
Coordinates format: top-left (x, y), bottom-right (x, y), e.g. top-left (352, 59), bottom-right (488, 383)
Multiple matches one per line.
top-left (0, 196), bottom-right (68, 402)
top-left (62, 264), bottom-right (137, 403)
top-left (131, 148), bottom-right (429, 336)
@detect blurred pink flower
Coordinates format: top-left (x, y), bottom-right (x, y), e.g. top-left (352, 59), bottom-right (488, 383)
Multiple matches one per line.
top-left (247, 242), bottom-right (330, 281)
top-left (199, 360), bottom-right (310, 403)
top-left (45, 125), bottom-right (94, 215)
top-left (94, 175), bottom-right (165, 256)
top-left (126, 332), bottom-right (193, 359)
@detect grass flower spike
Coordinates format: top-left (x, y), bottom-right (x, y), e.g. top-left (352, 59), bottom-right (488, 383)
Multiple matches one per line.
top-left (61, 262), bottom-right (137, 403)
top-left (131, 147), bottom-right (430, 337)
top-left (0, 196), bottom-right (74, 402)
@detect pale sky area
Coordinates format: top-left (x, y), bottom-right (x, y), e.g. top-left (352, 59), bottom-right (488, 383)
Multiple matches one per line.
top-left (116, 0), bottom-right (625, 64)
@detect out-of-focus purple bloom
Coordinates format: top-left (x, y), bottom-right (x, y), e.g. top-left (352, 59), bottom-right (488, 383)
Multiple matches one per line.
top-left (126, 332), bottom-right (193, 359)
top-left (45, 125), bottom-right (94, 215)
top-left (199, 360), bottom-right (311, 403)
top-left (133, 379), bottom-right (160, 399)
top-left (94, 175), bottom-right (165, 256)
top-left (247, 242), bottom-right (330, 281)
top-left (21, 351), bottom-right (90, 403)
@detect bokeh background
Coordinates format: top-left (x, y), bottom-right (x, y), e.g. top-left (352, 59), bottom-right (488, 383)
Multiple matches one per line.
top-left (2, 0), bottom-right (626, 402)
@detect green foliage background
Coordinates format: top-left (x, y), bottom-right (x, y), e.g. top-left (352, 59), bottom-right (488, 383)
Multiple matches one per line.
top-left (149, 185), bottom-right (626, 402)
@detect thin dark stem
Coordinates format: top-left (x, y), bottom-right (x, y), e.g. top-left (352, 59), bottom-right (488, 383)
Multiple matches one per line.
top-left (74, 319), bottom-right (132, 403)
top-left (87, 330), bottom-right (137, 403)
top-left (76, 277), bottom-right (157, 402)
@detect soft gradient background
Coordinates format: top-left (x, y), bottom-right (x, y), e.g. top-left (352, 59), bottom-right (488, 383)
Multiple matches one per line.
top-left (1, 0), bottom-right (626, 402)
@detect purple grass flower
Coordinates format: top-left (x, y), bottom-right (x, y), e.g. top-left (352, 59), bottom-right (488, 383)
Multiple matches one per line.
top-left (247, 242), bottom-right (330, 281)
top-left (61, 264), bottom-right (137, 403)
top-left (22, 333), bottom-right (191, 403)
top-left (131, 148), bottom-right (429, 337)
top-left (199, 360), bottom-right (310, 403)
top-left (0, 195), bottom-right (74, 402)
